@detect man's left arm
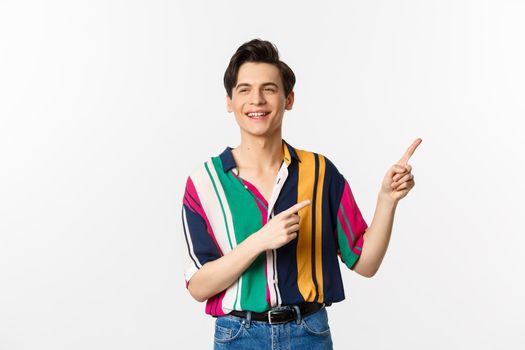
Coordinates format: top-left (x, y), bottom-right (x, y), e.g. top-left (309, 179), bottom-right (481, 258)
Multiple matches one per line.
top-left (352, 138), bottom-right (422, 278)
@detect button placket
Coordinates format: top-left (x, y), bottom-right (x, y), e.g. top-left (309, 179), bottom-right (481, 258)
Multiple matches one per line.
top-left (266, 163), bottom-right (289, 307)
top-left (266, 165), bottom-right (288, 222)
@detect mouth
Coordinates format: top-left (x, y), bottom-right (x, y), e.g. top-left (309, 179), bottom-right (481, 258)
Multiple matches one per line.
top-left (245, 111), bottom-right (271, 120)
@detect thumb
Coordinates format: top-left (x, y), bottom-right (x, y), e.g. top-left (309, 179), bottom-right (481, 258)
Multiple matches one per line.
top-left (390, 164), bottom-right (407, 176)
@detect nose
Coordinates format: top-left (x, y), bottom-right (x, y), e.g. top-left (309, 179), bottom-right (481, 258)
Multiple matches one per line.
top-left (250, 89), bottom-right (266, 105)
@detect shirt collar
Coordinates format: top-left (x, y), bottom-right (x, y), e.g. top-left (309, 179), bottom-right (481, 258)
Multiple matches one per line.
top-left (219, 139), bottom-right (301, 173)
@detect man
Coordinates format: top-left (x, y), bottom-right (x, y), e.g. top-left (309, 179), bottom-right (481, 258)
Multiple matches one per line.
top-left (181, 38), bottom-right (421, 349)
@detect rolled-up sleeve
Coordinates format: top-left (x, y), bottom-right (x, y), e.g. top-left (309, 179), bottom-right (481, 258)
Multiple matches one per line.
top-left (181, 176), bottom-right (222, 288)
top-left (334, 175), bottom-right (368, 270)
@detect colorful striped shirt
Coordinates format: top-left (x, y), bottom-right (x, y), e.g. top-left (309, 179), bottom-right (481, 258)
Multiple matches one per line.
top-left (181, 139), bottom-right (368, 316)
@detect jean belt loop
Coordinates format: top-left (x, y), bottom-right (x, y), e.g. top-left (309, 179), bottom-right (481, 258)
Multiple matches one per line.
top-left (293, 304), bottom-right (301, 324)
top-left (244, 311), bottom-right (252, 328)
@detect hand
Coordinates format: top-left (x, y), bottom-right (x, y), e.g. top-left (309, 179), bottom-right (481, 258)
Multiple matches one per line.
top-left (379, 138), bottom-right (422, 203)
top-left (254, 199), bottom-right (311, 251)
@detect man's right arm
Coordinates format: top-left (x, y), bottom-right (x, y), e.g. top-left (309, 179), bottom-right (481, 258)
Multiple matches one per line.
top-left (187, 233), bottom-right (264, 302)
top-left (186, 199), bottom-right (311, 303)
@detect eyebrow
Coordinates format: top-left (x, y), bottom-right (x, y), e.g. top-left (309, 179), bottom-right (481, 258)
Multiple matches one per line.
top-left (235, 82), bottom-right (279, 90)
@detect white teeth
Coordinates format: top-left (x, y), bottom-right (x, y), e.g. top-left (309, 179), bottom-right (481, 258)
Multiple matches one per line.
top-left (247, 112), bottom-right (269, 117)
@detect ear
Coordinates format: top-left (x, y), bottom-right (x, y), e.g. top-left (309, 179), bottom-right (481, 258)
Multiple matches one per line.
top-left (285, 90), bottom-right (295, 110)
top-left (226, 93), bottom-right (233, 113)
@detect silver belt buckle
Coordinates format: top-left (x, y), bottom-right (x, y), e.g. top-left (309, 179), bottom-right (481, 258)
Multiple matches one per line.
top-left (267, 309), bottom-right (275, 324)
top-left (267, 307), bottom-right (293, 324)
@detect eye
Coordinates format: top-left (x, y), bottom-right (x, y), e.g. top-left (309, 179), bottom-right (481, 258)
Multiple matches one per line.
top-left (264, 88), bottom-right (276, 92)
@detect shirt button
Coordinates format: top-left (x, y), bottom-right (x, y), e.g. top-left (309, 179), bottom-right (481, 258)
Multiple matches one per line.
top-left (244, 185), bottom-right (248, 189)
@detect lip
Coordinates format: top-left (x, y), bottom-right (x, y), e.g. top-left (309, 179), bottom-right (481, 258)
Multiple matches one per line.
top-left (245, 110), bottom-right (272, 121)
top-left (245, 110), bottom-right (271, 115)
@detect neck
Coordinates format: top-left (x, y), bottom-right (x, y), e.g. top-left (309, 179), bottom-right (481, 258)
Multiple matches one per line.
top-left (233, 132), bottom-right (283, 172)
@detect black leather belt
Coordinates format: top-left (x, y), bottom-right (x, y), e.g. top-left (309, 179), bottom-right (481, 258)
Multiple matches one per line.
top-left (229, 302), bottom-right (324, 324)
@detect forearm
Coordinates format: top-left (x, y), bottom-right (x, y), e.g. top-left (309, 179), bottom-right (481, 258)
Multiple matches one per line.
top-left (187, 233), bottom-right (264, 302)
top-left (353, 193), bottom-right (397, 277)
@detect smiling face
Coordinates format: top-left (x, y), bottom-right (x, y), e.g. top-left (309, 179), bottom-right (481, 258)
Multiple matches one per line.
top-left (226, 62), bottom-right (294, 138)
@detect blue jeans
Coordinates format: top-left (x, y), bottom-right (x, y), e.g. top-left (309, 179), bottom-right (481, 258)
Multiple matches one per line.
top-left (213, 305), bottom-right (333, 349)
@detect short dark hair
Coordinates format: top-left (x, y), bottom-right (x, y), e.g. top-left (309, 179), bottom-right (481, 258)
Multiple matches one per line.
top-left (223, 38), bottom-right (296, 99)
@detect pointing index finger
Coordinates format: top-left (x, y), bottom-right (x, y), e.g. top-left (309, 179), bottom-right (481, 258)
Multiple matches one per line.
top-left (398, 138), bottom-right (422, 166)
top-left (286, 199), bottom-right (311, 215)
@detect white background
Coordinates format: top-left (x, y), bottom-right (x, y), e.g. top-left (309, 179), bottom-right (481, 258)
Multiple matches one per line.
top-left (1, 1), bottom-right (524, 349)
